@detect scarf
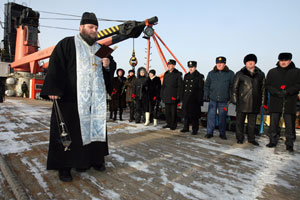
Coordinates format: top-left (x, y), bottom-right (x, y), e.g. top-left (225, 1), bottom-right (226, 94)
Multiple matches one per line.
top-left (74, 34), bottom-right (107, 145)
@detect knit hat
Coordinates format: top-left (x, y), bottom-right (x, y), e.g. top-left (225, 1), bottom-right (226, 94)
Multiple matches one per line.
top-left (80, 12), bottom-right (98, 26)
top-left (149, 69), bottom-right (156, 75)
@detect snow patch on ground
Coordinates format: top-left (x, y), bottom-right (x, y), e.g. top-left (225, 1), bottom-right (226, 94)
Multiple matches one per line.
top-left (0, 131), bottom-right (31, 154)
top-left (21, 157), bottom-right (53, 199)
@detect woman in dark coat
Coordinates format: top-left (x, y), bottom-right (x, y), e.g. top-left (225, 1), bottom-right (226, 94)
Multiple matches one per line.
top-left (133, 67), bottom-right (148, 123)
top-left (124, 69), bottom-right (136, 122)
top-left (111, 68), bottom-right (126, 121)
top-left (145, 69), bottom-right (161, 126)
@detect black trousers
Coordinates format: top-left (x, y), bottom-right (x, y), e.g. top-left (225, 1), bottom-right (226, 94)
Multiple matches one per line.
top-left (269, 113), bottom-right (294, 147)
top-left (236, 112), bottom-right (257, 142)
top-left (165, 103), bottom-right (177, 129)
top-left (183, 117), bottom-right (199, 132)
top-left (135, 99), bottom-right (145, 122)
top-left (128, 101), bottom-right (135, 120)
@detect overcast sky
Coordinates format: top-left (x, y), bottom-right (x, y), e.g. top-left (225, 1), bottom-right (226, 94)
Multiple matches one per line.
top-left (1, 0), bottom-right (300, 77)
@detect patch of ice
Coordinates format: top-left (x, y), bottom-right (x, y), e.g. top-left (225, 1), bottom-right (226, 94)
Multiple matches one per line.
top-left (127, 161), bottom-right (154, 174)
top-left (0, 131), bottom-right (31, 154)
top-left (80, 173), bottom-right (120, 200)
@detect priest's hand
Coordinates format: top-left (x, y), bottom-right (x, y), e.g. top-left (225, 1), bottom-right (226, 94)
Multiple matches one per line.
top-left (48, 95), bottom-right (60, 100)
top-left (102, 58), bottom-right (110, 68)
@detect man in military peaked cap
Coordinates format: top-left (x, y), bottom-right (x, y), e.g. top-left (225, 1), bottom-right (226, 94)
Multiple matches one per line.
top-left (204, 56), bottom-right (234, 140)
top-left (181, 61), bottom-right (204, 135)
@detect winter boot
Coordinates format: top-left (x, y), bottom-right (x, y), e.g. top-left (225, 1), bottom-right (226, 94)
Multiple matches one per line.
top-left (144, 112), bottom-right (150, 126)
top-left (153, 119), bottom-right (158, 127)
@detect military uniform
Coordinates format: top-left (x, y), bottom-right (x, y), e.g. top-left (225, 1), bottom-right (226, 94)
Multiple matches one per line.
top-left (181, 61), bottom-right (204, 135)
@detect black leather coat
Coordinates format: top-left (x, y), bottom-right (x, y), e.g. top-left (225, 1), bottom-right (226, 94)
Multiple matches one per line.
top-left (232, 67), bottom-right (265, 113)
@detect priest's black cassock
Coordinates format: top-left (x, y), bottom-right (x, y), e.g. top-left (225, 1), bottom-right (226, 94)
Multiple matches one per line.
top-left (40, 36), bottom-right (116, 170)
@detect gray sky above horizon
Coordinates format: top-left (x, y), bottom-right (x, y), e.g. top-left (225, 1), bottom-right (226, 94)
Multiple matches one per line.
top-left (1, 0), bottom-right (300, 77)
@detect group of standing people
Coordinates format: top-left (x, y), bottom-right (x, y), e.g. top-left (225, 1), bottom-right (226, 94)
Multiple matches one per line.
top-left (38, 11), bottom-right (300, 183)
top-left (204, 52), bottom-right (300, 153)
top-left (109, 52), bottom-right (300, 154)
top-left (109, 66), bottom-right (161, 126)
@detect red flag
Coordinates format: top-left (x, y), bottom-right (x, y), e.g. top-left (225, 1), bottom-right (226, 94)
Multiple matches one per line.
top-left (177, 104), bottom-right (180, 107)
top-left (153, 96), bottom-right (157, 101)
top-left (263, 105), bottom-right (268, 110)
top-left (223, 107), bottom-right (228, 111)
top-left (131, 94), bottom-right (136, 98)
top-left (171, 97), bottom-right (176, 101)
top-left (280, 85), bottom-right (286, 90)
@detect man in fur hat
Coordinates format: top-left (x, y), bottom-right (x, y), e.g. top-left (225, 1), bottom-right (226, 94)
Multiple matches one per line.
top-left (232, 54), bottom-right (265, 146)
top-left (41, 12), bottom-right (116, 181)
top-left (265, 53), bottom-right (300, 152)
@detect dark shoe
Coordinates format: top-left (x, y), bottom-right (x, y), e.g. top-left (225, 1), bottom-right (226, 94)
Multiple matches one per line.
top-left (135, 121), bottom-right (141, 124)
top-left (75, 168), bottom-right (88, 172)
top-left (266, 143), bottom-right (276, 148)
top-left (180, 129), bottom-right (189, 133)
top-left (205, 134), bottom-right (213, 139)
top-left (249, 140), bottom-right (259, 146)
top-left (237, 140), bottom-right (244, 144)
top-left (93, 164), bottom-right (106, 172)
top-left (58, 169), bottom-right (72, 182)
top-left (191, 130), bottom-right (198, 135)
top-left (163, 125), bottom-right (170, 129)
top-left (286, 146), bottom-right (294, 152)
top-left (170, 127), bottom-right (176, 131)
top-left (219, 135), bottom-right (227, 140)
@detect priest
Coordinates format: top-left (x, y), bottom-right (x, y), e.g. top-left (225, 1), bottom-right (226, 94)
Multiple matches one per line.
top-left (41, 12), bottom-right (116, 182)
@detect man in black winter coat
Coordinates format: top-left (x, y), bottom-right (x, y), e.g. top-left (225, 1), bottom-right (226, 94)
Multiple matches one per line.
top-left (161, 59), bottom-right (183, 130)
top-left (265, 52), bottom-right (300, 152)
top-left (181, 61), bottom-right (204, 135)
top-left (232, 54), bottom-right (265, 146)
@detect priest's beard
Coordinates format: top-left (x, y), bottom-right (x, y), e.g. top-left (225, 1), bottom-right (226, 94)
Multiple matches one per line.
top-left (80, 29), bottom-right (97, 46)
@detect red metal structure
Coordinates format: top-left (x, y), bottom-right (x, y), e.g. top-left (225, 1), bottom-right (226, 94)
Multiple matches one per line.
top-left (6, 2), bottom-right (186, 98)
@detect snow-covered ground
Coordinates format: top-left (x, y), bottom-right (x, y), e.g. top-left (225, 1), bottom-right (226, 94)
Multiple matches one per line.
top-left (0, 98), bottom-right (300, 200)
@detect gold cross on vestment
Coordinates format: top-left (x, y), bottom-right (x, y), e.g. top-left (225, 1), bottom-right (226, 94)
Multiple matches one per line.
top-left (93, 63), bottom-right (97, 71)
